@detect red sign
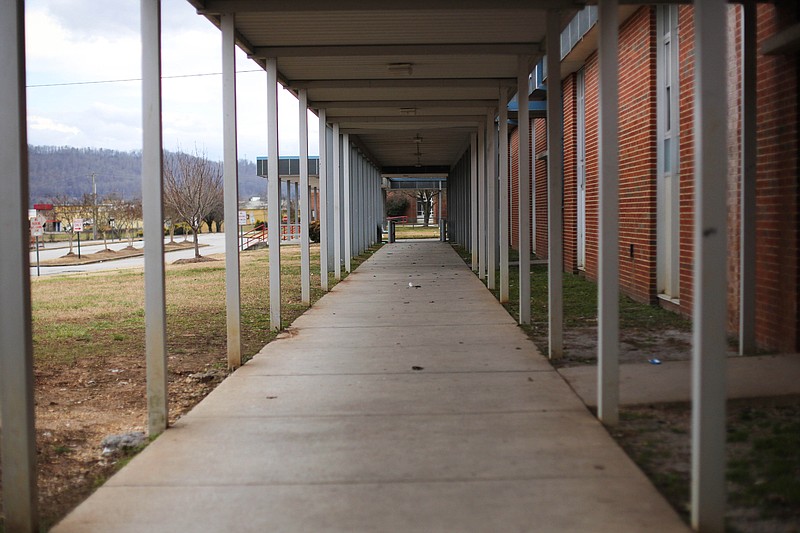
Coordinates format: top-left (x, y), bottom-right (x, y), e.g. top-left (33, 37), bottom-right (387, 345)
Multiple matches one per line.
top-left (33, 203), bottom-right (53, 211)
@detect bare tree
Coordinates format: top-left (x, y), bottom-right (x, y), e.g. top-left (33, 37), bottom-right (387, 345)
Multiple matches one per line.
top-left (107, 196), bottom-right (143, 248)
top-left (163, 149), bottom-right (223, 258)
top-left (415, 189), bottom-right (437, 227)
top-left (202, 191), bottom-right (225, 233)
top-left (51, 195), bottom-right (89, 255)
top-left (164, 202), bottom-right (180, 244)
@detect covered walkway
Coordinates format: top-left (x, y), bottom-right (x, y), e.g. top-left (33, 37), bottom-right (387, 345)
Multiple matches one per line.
top-left (54, 242), bottom-right (686, 532)
top-left (2, 2), bottom-right (745, 530)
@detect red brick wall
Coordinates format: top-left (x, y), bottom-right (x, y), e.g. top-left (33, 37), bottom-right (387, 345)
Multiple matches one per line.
top-left (752, 3), bottom-right (799, 350)
top-left (510, 122), bottom-right (535, 252)
top-left (677, 4), bottom-right (798, 351)
top-left (574, 7), bottom-right (657, 303)
top-left (677, 5), bottom-right (696, 318)
top-left (435, 192), bottom-right (447, 221)
top-left (507, 4), bottom-right (799, 352)
top-left (583, 53), bottom-right (600, 280)
top-left (617, 7), bottom-right (658, 303)
top-left (563, 75), bottom-right (578, 271)
top-left (533, 118), bottom-right (549, 257)
top-left (727, 6), bottom-right (743, 338)
top-left (510, 126), bottom-right (520, 248)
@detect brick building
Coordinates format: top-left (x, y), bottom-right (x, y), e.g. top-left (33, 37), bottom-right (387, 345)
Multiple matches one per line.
top-left (509, 4), bottom-right (799, 352)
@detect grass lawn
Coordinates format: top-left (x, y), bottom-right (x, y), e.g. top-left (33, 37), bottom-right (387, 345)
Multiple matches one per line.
top-left (394, 224), bottom-right (440, 239)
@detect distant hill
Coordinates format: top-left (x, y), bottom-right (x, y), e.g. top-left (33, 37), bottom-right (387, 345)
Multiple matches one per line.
top-left (28, 145), bottom-right (267, 205)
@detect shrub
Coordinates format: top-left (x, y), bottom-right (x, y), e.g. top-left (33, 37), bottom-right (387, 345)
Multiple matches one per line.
top-left (309, 220), bottom-right (320, 243)
top-left (385, 194), bottom-right (410, 217)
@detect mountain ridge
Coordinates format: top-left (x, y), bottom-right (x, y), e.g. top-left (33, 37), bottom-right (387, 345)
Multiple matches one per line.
top-left (28, 145), bottom-right (267, 205)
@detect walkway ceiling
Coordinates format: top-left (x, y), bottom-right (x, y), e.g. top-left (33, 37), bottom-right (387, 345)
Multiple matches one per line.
top-left (189, 1), bottom-right (583, 173)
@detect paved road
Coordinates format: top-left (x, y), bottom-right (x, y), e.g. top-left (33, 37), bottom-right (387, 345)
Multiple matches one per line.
top-left (29, 233), bottom-right (229, 277)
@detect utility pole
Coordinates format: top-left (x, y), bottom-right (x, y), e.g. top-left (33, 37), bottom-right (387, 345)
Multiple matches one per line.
top-left (90, 172), bottom-right (98, 240)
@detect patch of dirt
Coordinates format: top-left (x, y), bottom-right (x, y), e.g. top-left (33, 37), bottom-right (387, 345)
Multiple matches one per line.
top-left (0, 348), bottom-right (228, 530)
top-left (172, 256), bottom-right (218, 265)
top-left (40, 242), bottom-right (199, 266)
top-left (534, 325), bottom-right (692, 367)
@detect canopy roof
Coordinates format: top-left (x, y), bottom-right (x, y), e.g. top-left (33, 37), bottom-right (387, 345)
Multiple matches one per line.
top-left (188, 0), bottom-right (582, 172)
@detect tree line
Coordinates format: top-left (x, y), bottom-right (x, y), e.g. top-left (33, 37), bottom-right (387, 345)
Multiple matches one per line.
top-left (45, 149), bottom-right (225, 259)
top-left (28, 145), bottom-right (265, 204)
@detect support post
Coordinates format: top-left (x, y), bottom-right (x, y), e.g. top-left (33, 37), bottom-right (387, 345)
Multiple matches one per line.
top-left (221, 13), bottom-right (241, 369)
top-left (478, 121), bottom-right (486, 281)
top-left (518, 55), bottom-right (532, 325)
top-left (546, 10), bottom-right (564, 358)
top-left (294, 182), bottom-right (300, 228)
top-left (692, 0), bottom-right (729, 530)
top-left (299, 89), bottom-right (311, 305)
top-left (597, 0), bottom-right (620, 425)
top-left (319, 109), bottom-right (329, 291)
top-left (266, 57), bottom-right (281, 331)
top-left (0, 1), bottom-right (39, 529)
top-left (470, 132), bottom-right (478, 270)
top-left (487, 111), bottom-right (497, 290)
top-left (499, 89), bottom-right (510, 303)
top-left (333, 123), bottom-right (342, 280)
top-left (739, 1), bottom-right (756, 356)
top-left (343, 134), bottom-right (352, 272)
top-left (141, 0), bottom-right (169, 436)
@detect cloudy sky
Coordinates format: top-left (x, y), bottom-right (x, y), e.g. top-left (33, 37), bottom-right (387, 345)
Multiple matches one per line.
top-left (25, 0), bottom-right (318, 162)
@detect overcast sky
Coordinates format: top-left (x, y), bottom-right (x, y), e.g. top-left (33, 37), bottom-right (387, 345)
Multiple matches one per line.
top-left (25, 0), bottom-right (318, 162)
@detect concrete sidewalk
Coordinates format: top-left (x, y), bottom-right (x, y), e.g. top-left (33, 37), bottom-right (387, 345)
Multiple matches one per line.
top-left (560, 354), bottom-right (800, 407)
top-left (54, 242), bottom-right (687, 532)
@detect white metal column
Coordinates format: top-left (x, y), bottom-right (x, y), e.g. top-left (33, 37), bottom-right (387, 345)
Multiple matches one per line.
top-left (294, 182), bottom-right (300, 227)
top-left (353, 154), bottom-right (360, 255)
top-left (361, 158), bottom-right (367, 252)
top-left (299, 89), bottom-right (311, 305)
top-left (356, 151), bottom-right (362, 253)
top-left (333, 123), bottom-right (342, 280)
top-left (470, 133), bottom-right (478, 270)
top-left (0, 1), bottom-right (38, 529)
top-left (343, 138), bottom-right (352, 272)
top-left (372, 164), bottom-right (377, 245)
top-left (362, 157), bottom-right (367, 253)
top-left (266, 57), bottom-right (281, 331)
top-left (739, 1), bottom-right (757, 356)
top-left (141, 0), bottom-right (169, 435)
top-left (487, 111), bottom-right (497, 290)
top-left (499, 91), bottom-right (510, 303)
top-left (518, 55), bottom-right (532, 325)
top-left (597, 0), bottom-right (620, 426)
top-left (692, 1), bottom-right (729, 530)
top-left (546, 11), bottom-right (564, 358)
top-left (478, 121), bottom-right (486, 281)
top-left (221, 14), bottom-right (241, 369)
top-left (318, 110), bottom-right (329, 291)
